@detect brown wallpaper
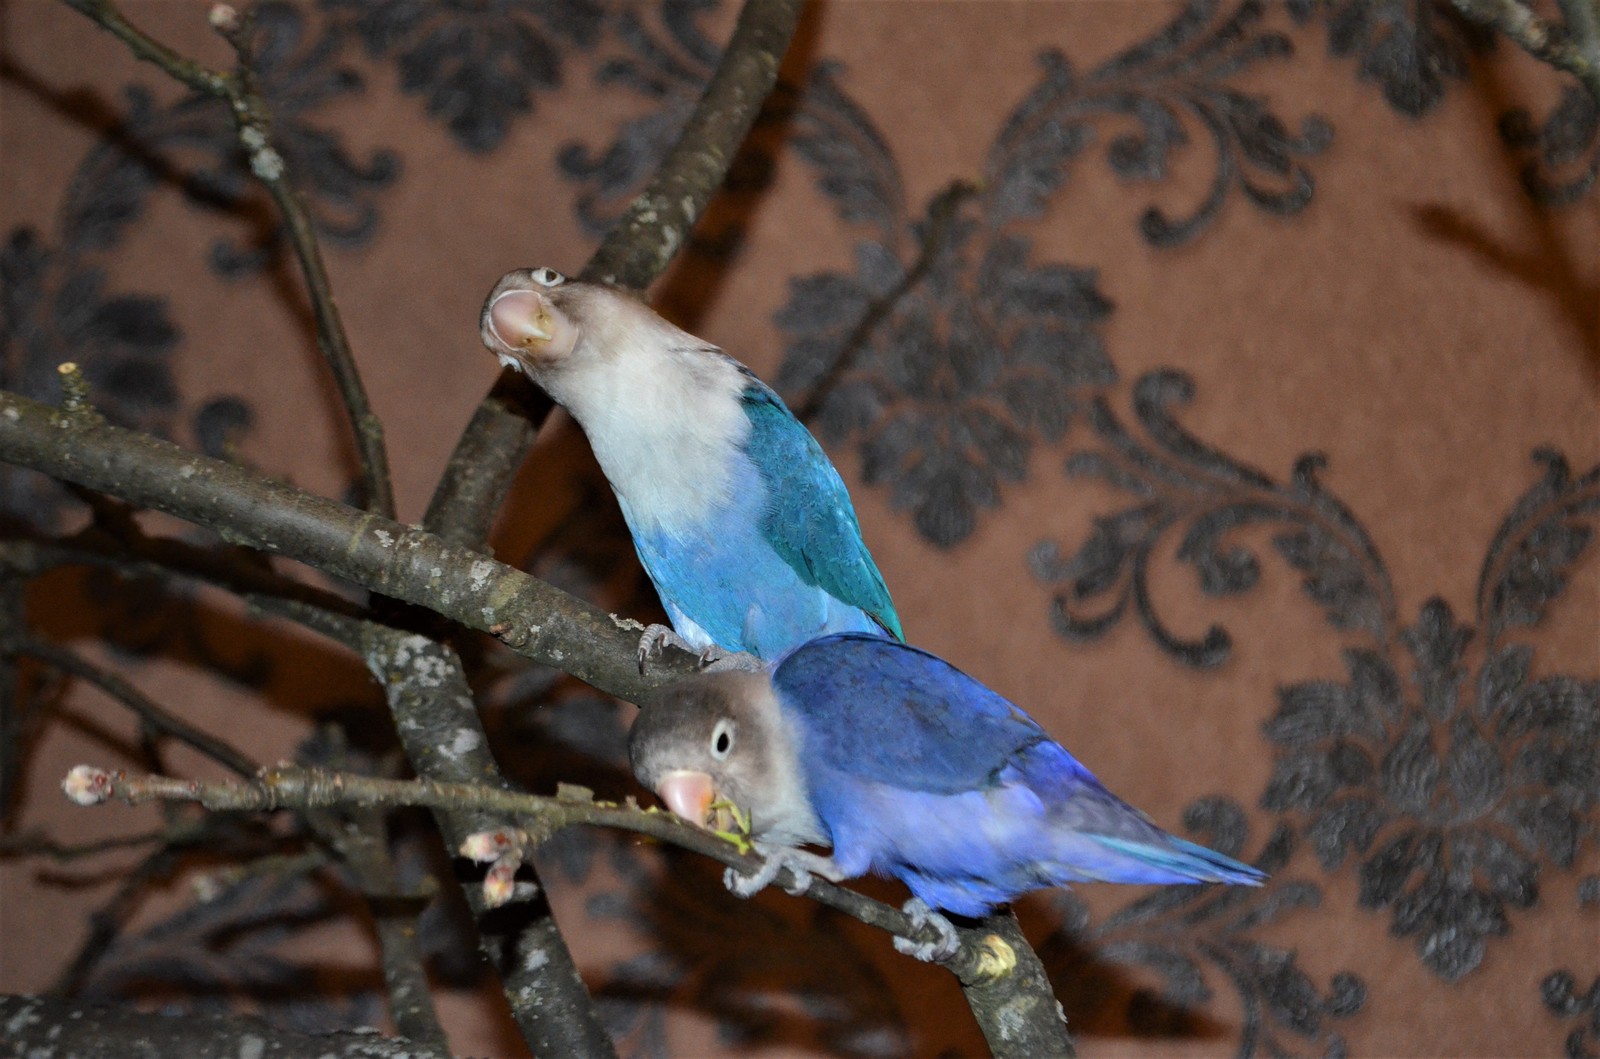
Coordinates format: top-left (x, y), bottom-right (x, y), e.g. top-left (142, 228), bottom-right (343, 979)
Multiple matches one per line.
top-left (2, 1), bottom-right (1597, 1056)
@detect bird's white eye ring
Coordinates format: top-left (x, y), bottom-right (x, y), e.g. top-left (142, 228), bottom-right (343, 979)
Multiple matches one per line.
top-left (710, 719), bottom-right (735, 761)
top-left (530, 267), bottom-right (565, 288)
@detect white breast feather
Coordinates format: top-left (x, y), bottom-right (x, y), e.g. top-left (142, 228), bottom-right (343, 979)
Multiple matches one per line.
top-left (547, 296), bottom-right (753, 531)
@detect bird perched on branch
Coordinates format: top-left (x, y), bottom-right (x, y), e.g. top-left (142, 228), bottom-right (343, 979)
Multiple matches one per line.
top-left (481, 267), bottom-right (900, 666)
top-left (629, 632), bottom-right (1264, 960)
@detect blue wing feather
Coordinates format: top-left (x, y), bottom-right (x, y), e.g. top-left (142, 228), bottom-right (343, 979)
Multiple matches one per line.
top-left (740, 383), bottom-right (903, 641)
top-left (772, 632), bottom-right (1072, 793)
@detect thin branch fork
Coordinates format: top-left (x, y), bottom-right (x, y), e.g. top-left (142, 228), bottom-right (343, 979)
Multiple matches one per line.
top-left (63, 0), bottom-right (396, 518)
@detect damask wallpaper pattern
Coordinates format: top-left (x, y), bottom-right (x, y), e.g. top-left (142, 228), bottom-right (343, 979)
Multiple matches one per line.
top-left (0, 1), bottom-right (1595, 1057)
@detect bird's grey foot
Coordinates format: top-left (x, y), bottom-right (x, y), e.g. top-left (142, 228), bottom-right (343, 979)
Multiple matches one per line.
top-left (893, 897), bottom-right (961, 962)
top-left (636, 625), bottom-right (761, 674)
top-left (725, 845), bottom-right (844, 899)
top-left (698, 645), bottom-right (763, 673)
top-left (637, 624), bottom-right (698, 674)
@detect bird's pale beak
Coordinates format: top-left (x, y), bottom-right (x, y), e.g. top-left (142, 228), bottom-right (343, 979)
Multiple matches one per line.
top-left (487, 289), bottom-right (555, 350)
top-left (655, 769), bottom-right (715, 827)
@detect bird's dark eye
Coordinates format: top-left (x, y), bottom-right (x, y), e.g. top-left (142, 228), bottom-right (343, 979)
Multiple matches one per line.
top-left (530, 268), bottom-right (565, 288)
top-left (710, 719), bottom-right (735, 761)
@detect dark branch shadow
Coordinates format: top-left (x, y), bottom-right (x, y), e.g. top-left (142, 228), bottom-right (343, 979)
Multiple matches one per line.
top-left (1408, 48), bottom-right (1600, 380)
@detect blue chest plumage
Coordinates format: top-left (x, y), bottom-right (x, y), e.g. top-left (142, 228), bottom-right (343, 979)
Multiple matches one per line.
top-left (626, 382), bottom-right (900, 659)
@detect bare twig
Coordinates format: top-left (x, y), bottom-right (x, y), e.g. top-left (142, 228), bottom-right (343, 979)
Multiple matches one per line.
top-left (286, 721), bottom-right (447, 1051)
top-left (1449, 0), bottom-right (1600, 104)
top-left (2, 535), bottom-right (611, 1051)
top-left (65, 764), bottom-right (1025, 988)
top-left (10, 637), bottom-right (258, 777)
top-left (0, 533), bottom-right (368, 625)
top-left (62, 0), bottom-right (396, 517)
top-left (249, 599), bottom-right (615, 1056)
top-left (60, 0), bottom-right (229, 94)
top-left (424, 0), bottom-right (807, 549)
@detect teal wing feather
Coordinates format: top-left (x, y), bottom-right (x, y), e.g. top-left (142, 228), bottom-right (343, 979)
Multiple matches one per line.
top-left (740, 382), bottom-right (903, 640)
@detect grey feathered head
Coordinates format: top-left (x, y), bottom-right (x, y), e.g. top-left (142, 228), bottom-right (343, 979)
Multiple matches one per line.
top-left (629, 672), bottom-right (823, 847)
top-left (479, 267), bottom-right (669, 385)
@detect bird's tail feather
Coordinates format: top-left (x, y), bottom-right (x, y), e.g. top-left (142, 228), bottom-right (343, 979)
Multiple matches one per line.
top-left (1089, 834), bottom-right (1266, 887)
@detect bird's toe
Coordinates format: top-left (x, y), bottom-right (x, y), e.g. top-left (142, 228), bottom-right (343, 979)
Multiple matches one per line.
top-left (895, 898), bottom-right (961, 962)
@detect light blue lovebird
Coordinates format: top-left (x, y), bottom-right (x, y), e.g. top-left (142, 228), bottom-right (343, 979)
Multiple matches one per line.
top-left (628, 632), bottom-right (1264, 960)
top-left (480, 268), bottom-right (901, 666)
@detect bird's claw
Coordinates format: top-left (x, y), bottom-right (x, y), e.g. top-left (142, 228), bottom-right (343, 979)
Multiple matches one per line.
top-left (725, 857), bottom-right (805, 898)
top-left (636, 625), bottom-right (760, 674)
top-left (697, 646), bottom-right (763, 673)
top-left (893, 898), bottom-right (961, 962)
top-left (724, 845), bottom-right (843, 899)
top-left (637, 624), bottom-right (691, 674)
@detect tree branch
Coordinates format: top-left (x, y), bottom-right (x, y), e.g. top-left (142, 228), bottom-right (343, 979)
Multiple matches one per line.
top-left (0, 388), bottom-right (701, 701)
top-left (4, 389), bottom-right (1077, 1053)
top-left (0, 993), bottom-right (448, 1059)
top-left (65, 765), bottom-right (1024, 989)
top-left (1, 524), bottom-right (621, 1053)
top-left (60, 0), bottom-right (231, 95)
top-left (30, 5), bottom-right (1083, 1055)
top-left (579, 0), bottom-right (806, 288)
top-left (46, 5), bottom-right (808, 1055)
top-left (0, 825), bottom-right (167, 861)
top-left (62, 0), bottom-right (396, 517)
top-left (357, 626), bottom-right (617, 1058)
top-left (0, 532), bottom-right (370, 627)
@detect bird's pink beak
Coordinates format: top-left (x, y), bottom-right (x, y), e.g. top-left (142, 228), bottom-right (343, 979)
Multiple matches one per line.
top-left (487, 289), bottom-right (554, 351)
top-left (655, 770), bottom-right (715, 827)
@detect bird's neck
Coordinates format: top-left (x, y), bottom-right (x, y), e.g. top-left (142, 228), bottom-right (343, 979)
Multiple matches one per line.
top-left (554, 331), bottom-right (753, 531)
